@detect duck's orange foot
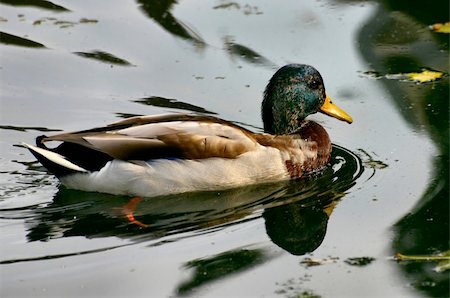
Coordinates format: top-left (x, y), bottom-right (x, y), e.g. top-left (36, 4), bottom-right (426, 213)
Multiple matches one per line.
top-left (117, 196), bottom-right (149, 228)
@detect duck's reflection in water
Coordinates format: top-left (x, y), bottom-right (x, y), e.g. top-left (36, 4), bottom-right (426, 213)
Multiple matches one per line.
top-left (264, 199), bottom-right (334, 256)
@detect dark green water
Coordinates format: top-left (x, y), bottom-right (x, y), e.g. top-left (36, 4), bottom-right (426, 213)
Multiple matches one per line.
top-left (1, 0), bottom-right (448, 297)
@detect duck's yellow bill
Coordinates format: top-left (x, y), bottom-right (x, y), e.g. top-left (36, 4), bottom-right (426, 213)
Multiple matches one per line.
top-left (320, 94), bottom-right (353, 124)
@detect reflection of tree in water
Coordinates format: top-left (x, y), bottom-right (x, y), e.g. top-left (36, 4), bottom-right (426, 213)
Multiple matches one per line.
top-left (177, 248), bottom-right (268, 296)
top-left (137, 0), bottom-right (205, 47)
top-left (0, 0), bottom-right (70, 12)
top-left (133, 96), bottom-right (217, 115)
top-left (137, 1), bottom-right (277, 69)
top-left (356, 0), bottom-right (449, 296)
top-left (223, 36), bottom-right (278, 69)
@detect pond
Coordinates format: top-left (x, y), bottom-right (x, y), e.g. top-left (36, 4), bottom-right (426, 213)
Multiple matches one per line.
top-left (0, 0), bottom-right (448, 297)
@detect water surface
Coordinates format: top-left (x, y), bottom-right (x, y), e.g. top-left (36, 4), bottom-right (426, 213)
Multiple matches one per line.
top-left (1, 0), bottom-right (448, 297)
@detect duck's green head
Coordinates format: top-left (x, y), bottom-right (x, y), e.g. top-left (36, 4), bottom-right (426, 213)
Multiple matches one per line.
top-left (262, 64), bottom-right (352, 134)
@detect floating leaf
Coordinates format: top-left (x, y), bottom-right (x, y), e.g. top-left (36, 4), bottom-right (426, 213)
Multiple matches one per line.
top-left (360, 69), bottom-right (445, 84)
top-left (430, 22), bottom-right (450, 33)
top-left (406, 70), bottom-right (444, 83)
top-left (394, 250), bottom-right (450, 272)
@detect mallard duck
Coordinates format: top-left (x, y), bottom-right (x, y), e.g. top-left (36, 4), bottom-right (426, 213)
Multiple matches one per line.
top-left (24, 64), bottom-right (352, 197)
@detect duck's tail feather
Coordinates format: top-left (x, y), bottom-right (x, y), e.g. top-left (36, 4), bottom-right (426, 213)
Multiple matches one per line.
top-left (22, 142), bottom-right (88, 177)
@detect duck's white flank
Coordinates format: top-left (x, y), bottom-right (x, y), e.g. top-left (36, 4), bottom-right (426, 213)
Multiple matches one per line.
top-left (60, 146), bottom-right (291, 197)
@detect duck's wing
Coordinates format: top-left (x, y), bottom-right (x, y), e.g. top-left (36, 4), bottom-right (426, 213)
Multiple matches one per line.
top-left (39, 114), bottom-right (260, 162)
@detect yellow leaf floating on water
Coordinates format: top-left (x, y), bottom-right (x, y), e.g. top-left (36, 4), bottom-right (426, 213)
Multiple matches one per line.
top-left (430, 22), bottom-right (450, 33)
top-left (361, 69), bottom-right (445, 84)
top-left (406, 70), bottom-right (444, 83)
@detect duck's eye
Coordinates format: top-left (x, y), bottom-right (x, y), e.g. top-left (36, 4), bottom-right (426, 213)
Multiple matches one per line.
top-left (308, 79), bottom-right (320, 90)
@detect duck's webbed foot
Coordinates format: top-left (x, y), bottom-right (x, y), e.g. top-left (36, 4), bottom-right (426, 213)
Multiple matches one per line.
top-left (117, 196), bottom-right (149, 228)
